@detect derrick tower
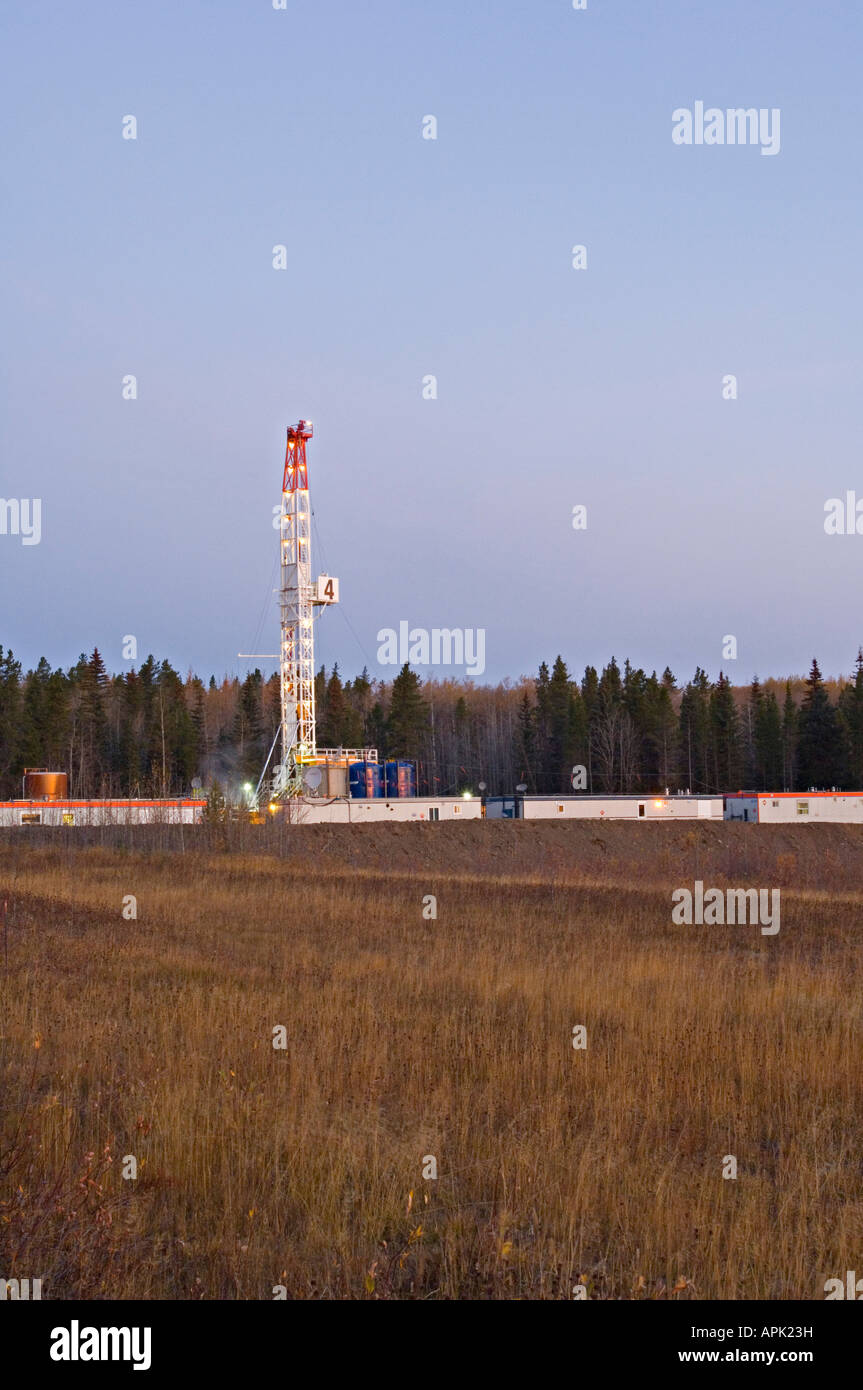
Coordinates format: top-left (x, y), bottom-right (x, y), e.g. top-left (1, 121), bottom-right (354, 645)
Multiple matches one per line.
top-left (274, 420), bottom-right (340, 795)
top-left (279, 420), bottom-right (315, 785)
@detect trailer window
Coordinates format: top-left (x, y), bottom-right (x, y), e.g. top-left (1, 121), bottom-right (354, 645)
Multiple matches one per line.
top-left (638, 804), bottom-right (645, 817)
top-left (21, 812), bottom-right (41, 825)
top-left (796, 801), bottom-right (809, 816)
top-left (428, 807), bottom-right (440, 821)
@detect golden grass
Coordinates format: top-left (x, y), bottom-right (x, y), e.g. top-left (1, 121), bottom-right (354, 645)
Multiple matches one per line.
top-left (1, 831), bottom-right (861, 1300)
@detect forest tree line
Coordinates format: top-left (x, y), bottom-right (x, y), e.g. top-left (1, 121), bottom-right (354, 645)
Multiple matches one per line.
top-left (0, 643), bottom-right (861, 800)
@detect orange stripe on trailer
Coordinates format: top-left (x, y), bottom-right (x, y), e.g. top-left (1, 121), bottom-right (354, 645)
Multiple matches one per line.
top-left (0, 800), bottom-right (207, 809)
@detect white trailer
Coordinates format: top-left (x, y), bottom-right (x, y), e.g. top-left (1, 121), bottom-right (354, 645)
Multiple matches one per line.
top-left (0, 800), bottom-right (206, 827)
top-left (731, 792), bottom-right (863, 824)
top-left (279, 796), bottom-right (483, 824)
top-left (485, 795), bottom-right (723, 821)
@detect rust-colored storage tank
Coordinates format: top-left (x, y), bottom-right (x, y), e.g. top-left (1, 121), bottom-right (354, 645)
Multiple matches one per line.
top-left (23, 769), bottom-right (68, 801)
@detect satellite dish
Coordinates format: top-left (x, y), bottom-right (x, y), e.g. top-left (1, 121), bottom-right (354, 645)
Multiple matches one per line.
top-left (303, 767), bottom-right (323, 791)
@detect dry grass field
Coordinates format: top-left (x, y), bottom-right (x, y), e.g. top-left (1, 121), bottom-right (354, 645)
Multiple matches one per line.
top-left (1, 822), bottom-right (861, 1300)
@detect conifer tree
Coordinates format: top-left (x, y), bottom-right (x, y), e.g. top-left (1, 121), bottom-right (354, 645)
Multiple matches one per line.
top-left (318, 665), bottom-right (347, 747)
top-left (547, 656), bottom-right (576, 790)
top-left (755, 688), bottom-right (783, 789)
top-left (75, 649), bottom-right (110, 794)
top-left (642, 669), bottom-right (677, 791)
top-left (781, 682), bottom-right (797, 791)
top-left (796, 659), bottom-right (844, 790)
top-left (386, 664), bottom-right (427, 758)
top-left (709, 672), bottom-right (743, 790)
top-left (678, 668), bottom-right (712, 792)
top-left (0, 647), bottom-right (23, 798)
top-left (839, 649), bottom-right (863, 788)
top-left (533, 662), bottom-right (552, 790)
top-left (233, 669), bottom-right (265, 783)
top-left (513, 689), bottom-right (537, 791)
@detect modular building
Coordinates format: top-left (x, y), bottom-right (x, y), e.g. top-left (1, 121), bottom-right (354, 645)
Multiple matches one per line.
top-left (278, 796), bottom-right (482, 823)
top-left (486, 794), bottom-right (724, 820)
top-left (724, 792), bottom-right (863, 823)
top-left (0, 799), bottom-right (206, 827)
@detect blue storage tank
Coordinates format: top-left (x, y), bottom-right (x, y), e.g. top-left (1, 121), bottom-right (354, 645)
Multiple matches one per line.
top-left (349, 762), bottom-right (383, 799)
top-left (397, 760), bottom-right (416, 797)
top-left (384, 760), bottom-right (417, 798)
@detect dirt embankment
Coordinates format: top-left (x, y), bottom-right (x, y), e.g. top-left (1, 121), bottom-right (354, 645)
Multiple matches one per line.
top-left (276, 819), bottom-right (863, 889)
top-left (4, 819), bottom-right (863, 892)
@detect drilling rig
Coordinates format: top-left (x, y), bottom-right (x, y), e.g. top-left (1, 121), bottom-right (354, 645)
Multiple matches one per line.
top-left (262, 420), bottom-right (376, 802)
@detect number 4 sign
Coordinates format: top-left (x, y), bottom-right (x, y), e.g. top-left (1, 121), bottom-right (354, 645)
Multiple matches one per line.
top-left (315, 575), bottom-right (339, 604)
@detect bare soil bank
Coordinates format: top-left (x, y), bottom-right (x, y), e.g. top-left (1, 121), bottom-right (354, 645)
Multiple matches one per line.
top-left (6, 819), bottom-right (863, 892)
top-left (278, 819), bottom-right (863, 883)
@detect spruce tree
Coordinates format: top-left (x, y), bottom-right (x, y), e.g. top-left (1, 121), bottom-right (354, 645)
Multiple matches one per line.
top-left (642, 669), bottom-right (677, 791)
top-left (839, 649), bottom-right (863, 788)
top-left (622, 660), bottom-right (649, 791)
top-left (233, 669), bottom-right (265, 783)
top-left (580, 666), bottom-right (599, 792)
top-left (796, 659), bottom-right (844, 790)
top-left (513, 689), bottom-right (537, 791)
top-left (119, 669), bottom-right (143, 792)
top-left (20, 658), bottom-right (54, 770)
top-left (318, 665), bottom-right (347, 748)
top-left (678, 668), bottom-right (712, 792)
top-left (591, 658), bottom-right (625, 793)
top-left (547, 656), bottom-right (575, 790)
top-left (76, 649), bottom-right (110, 795)
top-left (755, 688), bottom-right (783, 789)
top-left (781, 682), bottom-right (797, 791)
top-left (386, 664), bottom-right (427, 758)
top-left (534, 662), bottom-right (552, 790)
top-left (709, 672), bottom-right (743, 791)
top-left (0, 647), bottom-right (23, 797)
top-left (746, 678), bottom-right (762, 785)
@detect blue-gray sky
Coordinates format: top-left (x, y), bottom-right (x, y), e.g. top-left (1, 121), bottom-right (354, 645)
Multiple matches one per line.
top-left (2, 0), bottom-right (861, 686)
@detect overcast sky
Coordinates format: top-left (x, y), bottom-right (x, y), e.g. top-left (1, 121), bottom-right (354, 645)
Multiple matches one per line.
top-left (2, 1), bottom-right (861, 686)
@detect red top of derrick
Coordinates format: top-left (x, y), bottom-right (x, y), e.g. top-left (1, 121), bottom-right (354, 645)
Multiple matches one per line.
top-left (283, 420), bottom-right (312, 492)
